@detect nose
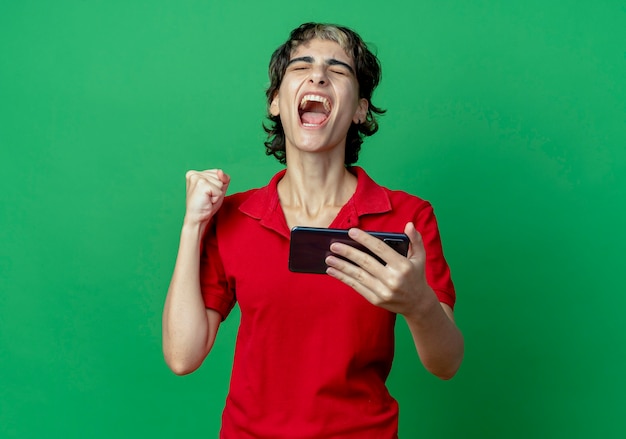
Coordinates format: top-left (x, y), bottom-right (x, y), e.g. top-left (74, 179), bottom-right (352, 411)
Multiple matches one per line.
top-left (308, 66), bottom-right (327, 85)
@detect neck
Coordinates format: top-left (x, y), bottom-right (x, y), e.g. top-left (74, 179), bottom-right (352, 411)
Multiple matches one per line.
top-left (277, 155), bottom-right (358, 228)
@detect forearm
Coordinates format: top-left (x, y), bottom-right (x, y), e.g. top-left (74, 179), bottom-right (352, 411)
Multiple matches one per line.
top-left (162, 221), bottom-right (217, 375)
top-left (404, 289), bottom-right (464, 380)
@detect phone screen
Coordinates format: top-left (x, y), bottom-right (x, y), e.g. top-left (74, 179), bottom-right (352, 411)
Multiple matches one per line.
top-left (288, 226), bottom-right (409, 274)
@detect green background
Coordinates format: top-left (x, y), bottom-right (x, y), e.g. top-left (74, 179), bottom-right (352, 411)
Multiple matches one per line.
top-left (1, 1), bottom-right (625, 437)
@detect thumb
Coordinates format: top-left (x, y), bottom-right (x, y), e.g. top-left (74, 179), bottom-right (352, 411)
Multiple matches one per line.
top-left (217, 169), bottom-right (231, 191)
top-left (404, 222), bottom-right (425, 261)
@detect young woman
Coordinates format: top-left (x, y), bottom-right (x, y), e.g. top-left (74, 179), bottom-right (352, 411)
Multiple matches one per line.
top-left (163, 23), bottom-right (464, 439)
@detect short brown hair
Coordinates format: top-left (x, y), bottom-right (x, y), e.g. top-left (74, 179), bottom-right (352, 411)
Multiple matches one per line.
top-left (264, 23), bottom-right (385, 165)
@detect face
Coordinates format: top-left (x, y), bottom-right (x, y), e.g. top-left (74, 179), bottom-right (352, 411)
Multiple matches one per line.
top-left (270, 38), bottom-right (368, 158)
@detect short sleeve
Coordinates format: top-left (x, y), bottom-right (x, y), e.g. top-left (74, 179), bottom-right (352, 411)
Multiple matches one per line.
top-left (200, 220), bottom-right (236, 320)
top-left (414, 203), bottom-right (456, 309)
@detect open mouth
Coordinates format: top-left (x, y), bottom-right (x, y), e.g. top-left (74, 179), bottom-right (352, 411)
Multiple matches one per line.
top-left (298, 94), bottom-right (331, 127)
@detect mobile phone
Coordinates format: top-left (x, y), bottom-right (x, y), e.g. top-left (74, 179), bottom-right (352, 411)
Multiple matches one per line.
top-left (288, 226), bottom-right (409, 274)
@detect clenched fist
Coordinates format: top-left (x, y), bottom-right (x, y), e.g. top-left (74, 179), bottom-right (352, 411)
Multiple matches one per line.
top-left (184, 169), bottom-right (231, 227)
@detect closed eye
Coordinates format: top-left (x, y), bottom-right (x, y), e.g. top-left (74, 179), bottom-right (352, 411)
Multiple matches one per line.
top-left (327, 59), bottom-right (355, 76)
top-left (287, 57), bottom-right (313, 72)
top-left (288, 64), bottom-right (311, 72)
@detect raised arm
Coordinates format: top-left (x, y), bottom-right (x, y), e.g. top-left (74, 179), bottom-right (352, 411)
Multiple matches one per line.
top-left (162, 169), bottom-right (230, 375)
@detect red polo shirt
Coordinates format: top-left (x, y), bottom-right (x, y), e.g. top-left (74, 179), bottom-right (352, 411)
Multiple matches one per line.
top-left (201, 167), bottom-right (455, 439)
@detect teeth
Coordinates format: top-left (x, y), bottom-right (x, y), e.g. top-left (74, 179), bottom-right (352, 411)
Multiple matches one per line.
top-left (300, 95), bottom-right (331, 113)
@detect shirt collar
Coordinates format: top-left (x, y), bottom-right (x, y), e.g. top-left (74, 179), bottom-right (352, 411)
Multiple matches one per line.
top-left (239, 166), bottom-right (391, 238)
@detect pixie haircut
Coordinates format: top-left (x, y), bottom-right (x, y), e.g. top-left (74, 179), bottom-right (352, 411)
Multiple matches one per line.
top-left (264, 22), bottom-right (385, 166)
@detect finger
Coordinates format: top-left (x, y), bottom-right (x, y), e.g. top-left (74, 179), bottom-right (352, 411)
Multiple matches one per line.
top-left (199, 170), bottom-right (228, 203)
top-left (187, 170), bottom-right (227, 195)
top-left (216, 169), bottom-right (231, 185)
top-left (347, 228), bottom-right (405, 268)
top-left (197, 170), bottom-right (226, 186)
top-left (187, 169), bottom-right (222, 181)
top-left (329, 239), bottom-right (386, 277)
top-left (325, 258), bottom-right (382, 304)
top-left (186, 170), bottom-right (221, 191)
top-left (187, 173), bottom-right (226, 205)
top-left (217, 169), bottom-right (231, 194)
top-left (185, 170), bottom-right (202, 185)
top-left (204, 182), bottom-right (226, 204)
top-left (404, 222), bottom-right (425, 261)
top-left (325, 253), bottom-right (377, 287)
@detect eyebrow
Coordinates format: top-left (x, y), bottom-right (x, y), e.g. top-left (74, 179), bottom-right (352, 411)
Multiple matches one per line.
top-left (288, 56), bottom-right (355, 75)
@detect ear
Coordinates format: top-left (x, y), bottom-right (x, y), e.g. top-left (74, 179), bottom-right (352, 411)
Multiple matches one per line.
top-left (353, 98), bottom-right (368, 124)
top-left (270, 93), bottom-right (280, 116)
